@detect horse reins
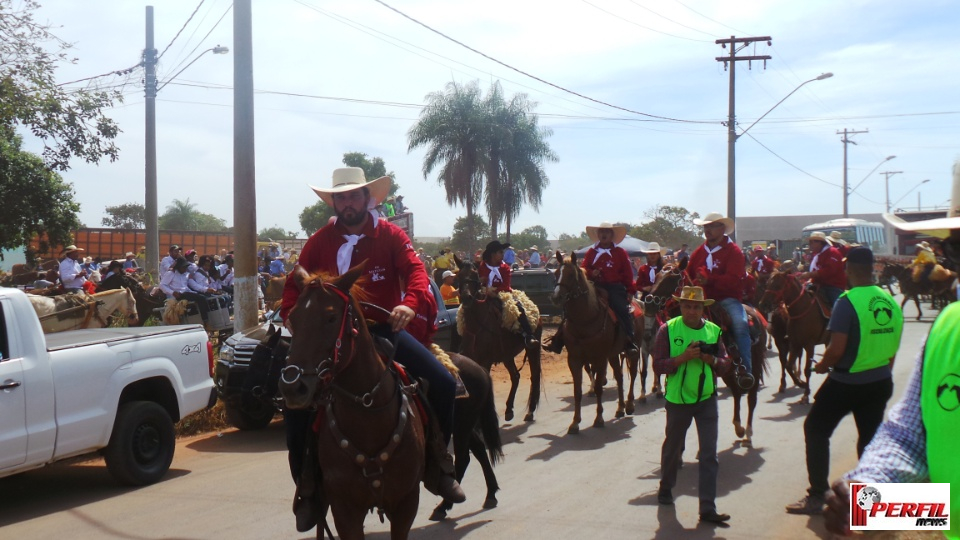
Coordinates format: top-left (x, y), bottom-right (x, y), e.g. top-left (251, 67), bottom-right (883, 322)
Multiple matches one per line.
top-left (762, 275), bottom-right (816, 321)
top-left (280, 283), bottom-right (359, 390)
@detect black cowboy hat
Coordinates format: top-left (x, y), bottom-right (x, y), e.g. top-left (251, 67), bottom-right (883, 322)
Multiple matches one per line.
top-left (482, 240), bottom-right (511, 262)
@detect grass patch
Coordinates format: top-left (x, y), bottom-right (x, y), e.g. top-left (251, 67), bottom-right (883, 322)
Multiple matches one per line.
top-left (175, 399), bottom-right (231, 438)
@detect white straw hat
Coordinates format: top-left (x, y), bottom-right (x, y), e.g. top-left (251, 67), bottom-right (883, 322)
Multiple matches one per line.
top-left (309, 167), bottom-right (392, 208)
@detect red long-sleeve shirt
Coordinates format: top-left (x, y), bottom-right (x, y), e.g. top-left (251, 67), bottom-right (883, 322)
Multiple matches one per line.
top-left (478, 262), bottom-right (512, 292)
top-left (582, 244), bottom-right (636, 294)
top-left (809, 245), bottom-right (847, 290)
top-left (751, 254), bottom-right (773, 275)
top-left (280, 216), bottom-right (436, 345)
top-left (635, 262), bottom-right (664, 293)
top-left (685, 236), bottom-right (745, 302)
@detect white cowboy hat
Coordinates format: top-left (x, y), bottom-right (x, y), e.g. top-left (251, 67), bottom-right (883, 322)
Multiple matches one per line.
top-left (916, 240), bottom-right (932, 250)
top-left (883, 212), bottom-right (960, 239)
top-left (641, 242), bottom-right (665, 254)
top-left (125, 252), bottom-right (135, 257)
top-left (61, 245), bottom-right (84, 255)
top-left (692, 212), bottom-right (735, 235)
top-left (529, 245), bottom-right (538, 251)
top-left (309, 167), bottom-right (392, 208)
top-left (585, 221), bottom-right (627, 244)
top-left (828, 231), bottom-right (848, 246)
top-left (808, 231), bottom-right (829, 243)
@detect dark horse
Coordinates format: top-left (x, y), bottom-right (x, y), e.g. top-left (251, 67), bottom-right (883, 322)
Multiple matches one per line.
top-left (96, 272), bottom-right (164, 327)
top-left (758, 271), bottom-right (828, 404)
top-left (550, 251), bottom-right (639, 434)
top-left (879, 262), bottom-right (956, 320)
top-left (278, 266), bottom-right (501, 538)
top-left (456, 261), bottom-right (543, 423)
top-left (648, 264), bottom-right (769, 447)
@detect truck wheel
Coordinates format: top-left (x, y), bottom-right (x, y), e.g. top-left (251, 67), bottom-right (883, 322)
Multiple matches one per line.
top-left (224, 400), bottom-right (275, 431)
top-left (103, 401), bottom-right (175, 486)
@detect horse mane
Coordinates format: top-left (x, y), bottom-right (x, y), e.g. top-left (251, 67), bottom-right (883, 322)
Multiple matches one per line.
top-left (303, 270), bottom-right (372, 304)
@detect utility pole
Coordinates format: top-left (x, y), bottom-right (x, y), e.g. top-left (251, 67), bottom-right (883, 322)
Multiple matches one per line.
top-left (716, 36), bottom-right (771, 241)
top-left (233, 0), bottom-right (258, 332)
top-left (143, 7), bottom-right (159, 283)
top-left (838, 128), bottom-right (868, 217)
top-left (881, 170), bottom-right (903, 212)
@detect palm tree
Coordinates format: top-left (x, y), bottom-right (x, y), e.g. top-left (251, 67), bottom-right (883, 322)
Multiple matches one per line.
top-left (481, 83), bottom-right (556, 240)
top-left (159, 198), bottom-right (202, 230)
top-left (408, 81), bottom-right (486, 250)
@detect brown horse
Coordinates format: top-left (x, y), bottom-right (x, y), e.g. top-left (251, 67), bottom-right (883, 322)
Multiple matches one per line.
top-left (456, 261), bottom-right (543, 423)
top-left (758, 271), bottom-right (829, 404)
top-left (550, 251), bottom-right (630, 434)
top-left (279, 267), bottom-right (425, 539)
top-left (647, 263), bottom-right (769, 447)
top-left (879, 262), bottom-right (956, 319)
top-left (96, 272), bottom-right (164, 327)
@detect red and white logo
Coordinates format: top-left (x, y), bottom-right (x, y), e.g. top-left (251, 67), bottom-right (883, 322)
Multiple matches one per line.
top-left (850, 483), bottom-right (950, 531)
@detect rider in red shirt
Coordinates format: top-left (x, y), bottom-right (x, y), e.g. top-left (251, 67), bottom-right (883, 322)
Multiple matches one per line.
top-left (479, 240), bottom-right (538, 348)
top-left (751, 245), bottom-right (774, 275)
top-left (800, 231), bottom-right (846, 308)
top-left (635, 242), bottom-right (666, 296)
top-left (582, 222), bottom-right (638, 354)
top-left (281, 167), bottom-right (464, 521)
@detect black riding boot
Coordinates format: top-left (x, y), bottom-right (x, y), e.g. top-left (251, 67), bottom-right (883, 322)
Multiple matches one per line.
top-left (515, 302), bottom-right (539, 349)
top-left (544, 324), bottom-right (565, 353)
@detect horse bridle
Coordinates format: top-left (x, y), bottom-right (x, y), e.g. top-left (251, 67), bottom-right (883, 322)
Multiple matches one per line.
top-left (760, 274), bottom-right (814, 320)
top-left (280, 282), bottom-right (359, 390)
top-left (555, 264), bottom-right (589, 305)
top-left (643, 267), bottom-right (685, 307)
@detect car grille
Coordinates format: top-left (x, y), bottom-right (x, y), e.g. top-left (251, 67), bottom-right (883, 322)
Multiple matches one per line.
top-left (230, 344), bottom-right (258, 366)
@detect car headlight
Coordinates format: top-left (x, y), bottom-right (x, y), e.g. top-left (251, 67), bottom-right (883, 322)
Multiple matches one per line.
top-left (220, 344), bottom-right (235, 363)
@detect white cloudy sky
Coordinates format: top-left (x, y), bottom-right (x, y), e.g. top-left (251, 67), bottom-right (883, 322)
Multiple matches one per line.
top-left (26, 0), bottom-right (960, 240)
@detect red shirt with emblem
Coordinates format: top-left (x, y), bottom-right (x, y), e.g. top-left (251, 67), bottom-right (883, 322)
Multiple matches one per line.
top-left (809, 245), bottom-right (847, 290)
top-left (685, 236), bottom-right (745, 302)
top-left (635, 262), bottom-right (664, 293)
top-left (280, 215), bottom-right (436, 345)
top-left (582, 244), bottom-right (636, 294)
top-left (478, 262), bottom-right (512, 292)
top-left (751, 254), bottom-right (773, 275)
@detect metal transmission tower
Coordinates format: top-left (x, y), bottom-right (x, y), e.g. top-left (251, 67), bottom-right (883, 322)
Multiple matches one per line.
top-left (838, 128), bottom-right (869, 217)
top-left (716, 36), bottom-right (772, 240)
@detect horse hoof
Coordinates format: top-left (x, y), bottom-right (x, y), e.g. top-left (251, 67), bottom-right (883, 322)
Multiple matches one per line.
top-left (523, 412), bottom-right (535, 423)
top-left (741, 439), bottom-right (753, 449)
top-left (568, 425), bottom-right (580, 435)
top-left (593, 418), bottom-right (605, 428)
top-left (735, 425), bottom-right (746, 438)
top-left (626, 404), bottom-right (635, 415)
top-left (483, 496), bottom-right (498, 509)
top-left (800, 397), bottom-right (810, 405)
top-left (656, 392), bottom-right (664, 399)
top-left (504, 410), bottom-right (514, 422)
top-left (778, 385), bottom-right (786, 394)
top-left (429, 508), bottom-right (448, 522)
top-left (615, 410), bottom-right (625, 418)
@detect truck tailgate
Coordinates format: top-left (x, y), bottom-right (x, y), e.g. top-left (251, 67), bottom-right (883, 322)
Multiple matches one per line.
top-left (44, 325), bottom-right (206, 351)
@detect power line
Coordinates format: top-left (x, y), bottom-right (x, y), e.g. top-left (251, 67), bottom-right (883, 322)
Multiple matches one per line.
top-left (579, 0), bottom-right (712, 42)
top-left (741, 131), bottom-right (841, 189)
top-left (671, 0), bottom-right (750, 35)
top-left (157, 0), bottom-right (206, 60)
top-left (159, 3), bottom-right (233, 86)
top-left (371, 0), bottom-right (713, 124)
top-left (57, 62), bottom-right (142, 87)
top-left (626, 0), bottom-right (719, 37)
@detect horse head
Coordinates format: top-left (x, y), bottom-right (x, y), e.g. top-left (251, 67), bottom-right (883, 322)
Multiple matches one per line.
top-left (279, 263), bottom-right (371, 409)
top-left (550, 250), bottom-right (590, 306)
top-left (456, 261), bottom-right (483, 307)
top-left (646, 263), bottom-right (685, 308)
top-left (758, 271), bottom-right (800, 312)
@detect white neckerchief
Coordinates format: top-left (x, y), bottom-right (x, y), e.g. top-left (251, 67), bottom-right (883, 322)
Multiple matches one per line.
top-left (594, 242), bottom-right (614, 260)
top-left (333, 210), bottom-right (380, 275)
top-left (704, 242), bottom-right (723, 270)
top-left (648, 266), bottom-right (656, 283)
top-left (755, 258), bottom-right (763, 272)
top-left (810, 246), bottom-right (826, 272)
top-left (485, 263), bottom-right (502, 288)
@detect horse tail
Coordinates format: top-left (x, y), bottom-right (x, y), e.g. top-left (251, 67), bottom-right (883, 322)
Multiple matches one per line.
top-left (526, 327), bottom-right (543, 417)
top-left (477, 373), bottom-right (504, 465)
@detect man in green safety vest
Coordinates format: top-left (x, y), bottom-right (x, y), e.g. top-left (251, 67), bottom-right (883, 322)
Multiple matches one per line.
top-left (653, 285), bottom-right (733, 525)
top-left (824, 214), bottom-right (960, 539)
top-left (786, 246), bottom-right (904, 515)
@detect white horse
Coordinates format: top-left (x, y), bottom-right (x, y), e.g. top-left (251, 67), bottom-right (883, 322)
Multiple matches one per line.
top-left (28, 289), bottom-right (139, 333)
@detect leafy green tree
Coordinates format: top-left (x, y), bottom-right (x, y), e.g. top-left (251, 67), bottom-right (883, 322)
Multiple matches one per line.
top-left (449, 215), bottom-right (489, 256)
top-left (258, 226), bottom-right (295, 240)
top-left (299, 200), bottom-right (335, 236)
top-left (0, 130), bottom-right (80, 255)
top-left (158, 198), bottom-right (226, 231)
top-left (631, 205), bottom-right (702, 249)
top-left (481, 82), bottom-right (555, 240)
top-left (342, 152), bottom-right (399, 196)
top-left (0, 0), bottom-right (121, 171)
top-left (102, 203), bottom-right (145, 229)
top-left (408, 80), bottom-right (486, 252)
top-left (557, 231), bottom-right (591, 254)
top-left (509, 225), bottom-right (549, 252)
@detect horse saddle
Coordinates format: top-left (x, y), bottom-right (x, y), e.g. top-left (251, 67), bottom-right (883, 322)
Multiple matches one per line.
top-left (812, 291), bottom-right (832, 320)
top-left (373, 336), bottom-right (468, 400)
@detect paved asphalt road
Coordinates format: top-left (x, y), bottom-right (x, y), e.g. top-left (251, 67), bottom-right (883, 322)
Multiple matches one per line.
top-left (0, 301), bottom-right (939, 539)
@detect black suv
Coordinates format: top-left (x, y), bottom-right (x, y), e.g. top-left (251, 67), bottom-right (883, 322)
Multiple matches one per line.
top-left (214, 279), bottom-right (459, 430)
top-left (510, 267), bottom-right (560, 316)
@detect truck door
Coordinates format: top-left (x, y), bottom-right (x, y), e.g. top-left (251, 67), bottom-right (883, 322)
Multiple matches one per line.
top-left (0, 300), bottom-right (27, 470)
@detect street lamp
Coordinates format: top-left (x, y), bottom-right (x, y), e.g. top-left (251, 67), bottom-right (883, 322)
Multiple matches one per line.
top-left (891, 179), bottom-right (930, 211)
top-left (157, 46), bottom-right (229, 92)
top-left (848, 155), bottom-right (895, 200)
top-left (727, 72), bottom-right (833, 239)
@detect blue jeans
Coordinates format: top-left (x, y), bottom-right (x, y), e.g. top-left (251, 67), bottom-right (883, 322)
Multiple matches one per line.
top-left (821, 286), bottom-right (843, 309)
top-left (717, 298), bottom-right (751, 373)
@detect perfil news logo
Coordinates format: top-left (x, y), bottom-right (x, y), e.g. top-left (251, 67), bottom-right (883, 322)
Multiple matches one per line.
top-left (850, 483), bottom-right (951, 531)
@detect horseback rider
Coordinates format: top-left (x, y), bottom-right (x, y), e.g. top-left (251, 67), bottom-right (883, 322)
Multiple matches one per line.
top-left (58, 245), bottom-right (88, 293)
top-left (478, 239), bottom-right (540, 349)
top-left (751, 245), bottom-right (774, 276)
top-left (581, 222), bottom-right (638, 355)
top-left (799, 231), bottom-right (846, 309)
top-left (687, 212), bottom-right (753, 374)
top-left (280, 167), bottom-right (464, 530)
top-left (636, 242), bottom-right (666, 296)
top-left (828, 231), bottom-right (850, 257)
top-left (910, 240), bottom-right (938, 284)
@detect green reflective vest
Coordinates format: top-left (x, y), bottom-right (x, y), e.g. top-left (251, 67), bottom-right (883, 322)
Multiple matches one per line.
top-left (665, 317), bottom-right (721, 404)
top-left (921, 302), bottom-right (960, 539)
top-left (839, 285), bottom-right (903, 373)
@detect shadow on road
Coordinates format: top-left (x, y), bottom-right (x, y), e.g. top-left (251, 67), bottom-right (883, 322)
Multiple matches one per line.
top-left (360, 515), bottom-right (491, 539)
top-left (525, 415), bottom-right (636, 462)
top-left (760, 394), bottom-right (811, 423)
top-left (0, 463), bottom-right (191, 528)
top-left (186, 420), bottom-right (287, 454)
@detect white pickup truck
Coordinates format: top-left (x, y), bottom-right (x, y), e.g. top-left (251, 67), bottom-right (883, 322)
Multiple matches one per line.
top-left (0, 288), bottom-right (217, 485)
